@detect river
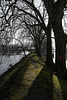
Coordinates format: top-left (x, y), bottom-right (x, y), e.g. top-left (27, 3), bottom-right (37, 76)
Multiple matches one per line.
top-left (0, 51), bottom-right (29, 75)
top-left (0, 52), bottom-right (67, 75)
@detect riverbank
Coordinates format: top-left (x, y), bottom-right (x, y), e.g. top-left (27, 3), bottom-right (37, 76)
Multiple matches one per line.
top-left (0, 51), bottom-right (30, 75)
top-left (0, 53), bottom-right (67, 100)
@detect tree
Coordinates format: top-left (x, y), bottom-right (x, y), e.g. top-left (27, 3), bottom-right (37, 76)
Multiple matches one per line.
top-left (42, 0), bottom-right (67, 74)
top-left (21, 0), bottom-right (53, 67)
top-left (16, 0), bottom-right (67, 73)
top-left (22, 14), bottom-right (47, 56)
top-left (0, 0), bottom-right (53, 68)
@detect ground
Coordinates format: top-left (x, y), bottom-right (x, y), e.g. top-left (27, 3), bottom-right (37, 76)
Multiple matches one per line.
top-left (0, 53), bottom-right (67, 100)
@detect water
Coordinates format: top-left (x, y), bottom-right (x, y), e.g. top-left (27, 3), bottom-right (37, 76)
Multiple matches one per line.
top-left (0, 52), bottom-right (67, 75)
top-left (0, 51), bottom-right (30, 75)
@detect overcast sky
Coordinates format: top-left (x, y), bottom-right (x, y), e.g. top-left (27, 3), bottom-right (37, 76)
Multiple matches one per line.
top-left (34, 0), bottom-right (41, 6)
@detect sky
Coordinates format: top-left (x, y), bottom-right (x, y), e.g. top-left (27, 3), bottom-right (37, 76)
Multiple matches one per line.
top-left (34, 0), bottom-right (41, 6)
top-left (0, 0), bottom-right (67, 68)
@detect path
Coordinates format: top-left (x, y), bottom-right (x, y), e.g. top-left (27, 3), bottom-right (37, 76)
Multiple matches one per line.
top-left (0, 53), bottom-right (66, 100)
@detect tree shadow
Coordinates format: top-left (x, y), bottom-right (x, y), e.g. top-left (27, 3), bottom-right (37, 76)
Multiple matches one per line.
top-left (0, 53), bottom-right (45, 100)
top-left (0, 61), bottom-right (30, 100)
top-left (57, 72), bottom-right (67, 100)
top-left (23, 67), bottom-right (53, 100)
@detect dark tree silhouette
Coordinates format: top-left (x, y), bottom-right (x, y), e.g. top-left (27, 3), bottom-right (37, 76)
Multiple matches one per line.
top-left (43, 0), bottom-right (67, 75)
top-left (1, 0), bottom-right (67, 75)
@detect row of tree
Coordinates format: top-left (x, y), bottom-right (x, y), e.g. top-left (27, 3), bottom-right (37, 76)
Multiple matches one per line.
top-left (0, 0), bottom-right (67, 76)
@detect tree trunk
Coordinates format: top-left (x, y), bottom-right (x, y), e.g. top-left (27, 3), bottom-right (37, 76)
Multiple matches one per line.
top-left (42, 0), bottom-right (66, 74)
top-left (35, 45), bottom-right (41, 57)
top-left (56, 35), bottom-right (66, 72)
top-left (46, 21), bottom-right (53, 68)
top-left (52, 20), bottom-right (66, 73)
top-left (51, 2), bottom-right (66, 74)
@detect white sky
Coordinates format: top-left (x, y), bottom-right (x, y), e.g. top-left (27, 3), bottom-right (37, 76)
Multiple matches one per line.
top-left (34, 0), bottom-right (41, 6)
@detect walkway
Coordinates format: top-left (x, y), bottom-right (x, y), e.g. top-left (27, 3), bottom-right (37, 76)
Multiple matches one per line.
top-left (0, 53), bottom-right (66, 100)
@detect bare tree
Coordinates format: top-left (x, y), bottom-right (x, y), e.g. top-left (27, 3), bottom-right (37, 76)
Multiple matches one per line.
top-left (0, 0), bottom-right (53, 68)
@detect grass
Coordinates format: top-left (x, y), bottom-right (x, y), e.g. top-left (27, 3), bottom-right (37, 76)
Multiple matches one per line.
top-left (0, 53), bottom-right (67, 100)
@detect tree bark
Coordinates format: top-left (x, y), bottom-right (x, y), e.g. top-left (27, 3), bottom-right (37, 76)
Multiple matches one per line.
top-left (43, 0), bottom-right (66, 73)
top-left (52, 20), bottom-right (66, 73)
top-left (46, 21), bottom-right (53, 68)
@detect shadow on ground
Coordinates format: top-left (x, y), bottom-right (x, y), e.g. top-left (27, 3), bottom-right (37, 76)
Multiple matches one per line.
top-left (0, 61), bottom-right (29, 100)
top-left (0, 53), bottom-right (67, 100)
top-left (23, 67), bottom-right (53, 100)
top-left (57, 73), bottom-right (67, 100)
